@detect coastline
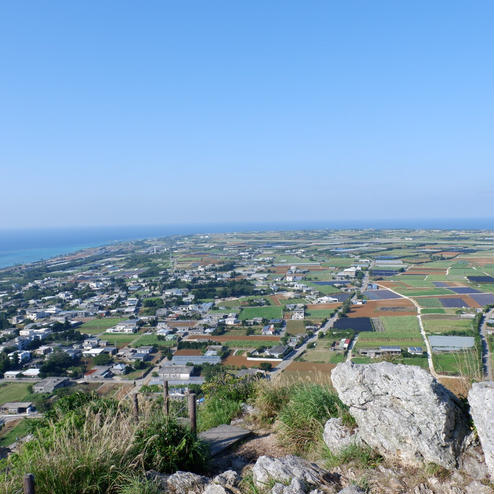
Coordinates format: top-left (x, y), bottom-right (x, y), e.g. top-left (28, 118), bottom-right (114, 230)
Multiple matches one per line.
top-left (0, 218), bottom-right (492, 270)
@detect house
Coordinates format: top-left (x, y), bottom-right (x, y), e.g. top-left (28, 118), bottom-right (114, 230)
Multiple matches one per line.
top-left (407, 346), bottom-right (423, 355)
top-left (262, 324), bottom-right (277, 336)
top-left (106, 319), bottom-right (138, 334)
top-left (136, 346), bottom-right (154, 355)
top-left (266, 345), bottom-right (288, 359)
top-left (0, 402), bottom-right (34, 414)
top-left (84, 366), bottom-right (114, 380)
top-left (160, 365), bottom-right (194, 381)
top-left (291, 309), bottom-right (304, 320)
top-left (225, 314), bottom-right (239, 326)
top-left (111, 363), bottom-right (129, 375)
top-left (33, 377), bottom-right (72, 394)
top-left (171, 349), bottom-right (221, 366)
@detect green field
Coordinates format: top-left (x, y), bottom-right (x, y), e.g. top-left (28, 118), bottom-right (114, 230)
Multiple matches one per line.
top-left (102, 333), bottom-right (139, 348)
top-left (415, 297), bottom-right (444, 308)
top-left (0, 419), bottom-right (31, 447)
top-left (356, 316), bottom-right (423, 349)
top-left (432, 350), bottom-right (481, 378)
top-left (421, 308), bottom-right (446, 314)
top-left (302, 340), bottom-right (344, 363)
top-left (396, 288), bottom-right (454, 297)
top-left (130, 334), bottom-right (175, 348)
top-left (0, 383), bottom-right (32, 404)
top-left (422, 318), bottom-right (473, 335)
top-left (239, 306), bottom-right (283, 321)
top-left (80, 318), bottom-right (126, 334)
top-left (286, 320), bottom-right (306, 335)
top-left (222, 339), bottom-right (279, 349)
top-left (305, 309), bottom-right (336, 319)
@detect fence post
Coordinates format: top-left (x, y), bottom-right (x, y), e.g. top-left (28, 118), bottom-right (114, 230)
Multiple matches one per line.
top-left (23, 473), bottom-right (35, 494)
top-left (188, 392), bottom-right (196, 435)
top-left (133, 393), bottom-right (139, 420)
top-left (163, 379), bottom-right (169, 417)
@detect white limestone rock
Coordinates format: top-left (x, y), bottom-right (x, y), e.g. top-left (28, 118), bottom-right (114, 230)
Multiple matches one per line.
top-left (468, 381), bottom-right (494, 480)
top-left (331, 362), bottom-right (469, 468)
top-left (323, 418), bottom-right (360, 454)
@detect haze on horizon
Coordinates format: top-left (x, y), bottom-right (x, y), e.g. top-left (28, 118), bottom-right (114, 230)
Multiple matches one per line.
top-left (1, 1), bottom-right (492, 229)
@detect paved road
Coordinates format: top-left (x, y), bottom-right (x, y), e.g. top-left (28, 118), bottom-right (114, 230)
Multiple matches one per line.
top-left (479, 308), bottom-right (494, 381)
top-left (271, 311), bottom-right (341, 379)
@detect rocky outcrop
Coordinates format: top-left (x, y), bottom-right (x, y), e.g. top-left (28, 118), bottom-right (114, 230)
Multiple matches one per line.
top-left (252, 455), bottom-right (339, 493)
top-left (468, 381), bottom-right (494, 480)
top-left (146, 470), bottom-right (209, 493)
top-left (331, 362), bottom-right (469, 468)
top-left (203, 470), bottom-right (241, 494)
top-left (323, 418), bottom-right (360, 454)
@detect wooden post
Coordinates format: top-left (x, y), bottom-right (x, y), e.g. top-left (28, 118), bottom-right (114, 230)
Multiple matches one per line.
top-left (133, 393), bottom-right (139, 420)
top-left (23, 473), bottom-right (35, 494)
top-left (188, 392), bottom-right (196, 435)
top-left (163, 379), bottom-right (169, 417)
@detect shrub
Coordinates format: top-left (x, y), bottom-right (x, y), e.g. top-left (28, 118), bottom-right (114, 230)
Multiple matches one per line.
top-left (198, 396), bottom-right (243, 431)
top-left (131, 415), bottom-right (208, 473)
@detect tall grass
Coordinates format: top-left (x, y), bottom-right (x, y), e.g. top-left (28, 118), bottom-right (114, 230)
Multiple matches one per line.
top-left (0, 398), bottom-right (207, 494)
top-left (277, 383), bottom-right (346, 454)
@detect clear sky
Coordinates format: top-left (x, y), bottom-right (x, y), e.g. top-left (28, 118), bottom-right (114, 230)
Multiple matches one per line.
top-left (1, 1), bottom-right (492, 228)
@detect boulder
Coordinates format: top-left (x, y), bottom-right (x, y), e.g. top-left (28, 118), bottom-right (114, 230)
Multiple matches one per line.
top-left (252, 455), bottom-right (336, 492)
top-left (323, 418), bottom-right (360, 454)
top-left (204, 470), bottom-right (241, 494)
top-left (165, 471), bottom-right (209, 493)
top-left (331, 362), bottom-right (469, 468)
top-left (337, 488), bottom-right (366, 494)
top-left (468, 381), bottom-right (494, 480)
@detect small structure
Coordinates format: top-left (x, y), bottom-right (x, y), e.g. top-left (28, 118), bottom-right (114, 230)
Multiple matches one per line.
top-left (33, 377), bottom-right (72, 394)
top-left (0, 402), bottom-right (34, 414)
top-left (428, 335), bottom-right (475, 352)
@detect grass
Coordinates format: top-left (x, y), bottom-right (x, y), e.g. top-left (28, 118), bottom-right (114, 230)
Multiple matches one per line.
top-left (80, 318), bottom-right (127, 335)
top-left (130, 334), bottom-right (175, 348)
top-left (0, 382), bottom-right (31, 403)
top-left (0, 397), bottom-right (208, 494)
top-left (239, 306), bottom-right (283, 321)
top-left (305, 309), bottom-right (336, 319)
top-left (432, 349), bottom-right (481, 378)
top-left (276, 383), bottom-right (350, 454)
top-left (102, 334), bottom-right (140, 348)
top-left (415, 297), bottom-right (444, 308)
top-left (222, 339), bottom-right (279, 349)
top-left (323, 443), bottom-right (382, 469)
top-left (0, 419), bottom-right (30, 447)
top-left (356, 316), bottom-right (423, 349)
top-left (286, 320), bottom-right (306, 335)
top-left (423, 318), bottom-right (473, 335)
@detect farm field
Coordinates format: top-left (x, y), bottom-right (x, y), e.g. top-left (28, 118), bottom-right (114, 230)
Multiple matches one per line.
top-left (130, 334), bottom-right (175, 348)
top-left (102, 333), bottom-right (139, 348)
top-left (239, 306), bottom-right (283, 321)
top-left (280, 361), bottom-right (335, 385)
top-left (80, 317), bottom-right (127, 334)
top-left (347, 299), bottom-right (416, 318)
top-left (0, 383), bottom-right (32, 404)
top-left (286, 320), bottom-right (306, 335)
top-left (422, 318), bottom-right (474, 335)
top-left (355, 316), bottom-right (423, 349)
top-left (432, 350), bottom-right (481, 378)
top-left (301, 339), bottom-right (345, 363)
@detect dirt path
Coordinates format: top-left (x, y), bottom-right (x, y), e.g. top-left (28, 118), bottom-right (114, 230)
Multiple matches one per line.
top-left (376, 282), bottom-right (437, 378)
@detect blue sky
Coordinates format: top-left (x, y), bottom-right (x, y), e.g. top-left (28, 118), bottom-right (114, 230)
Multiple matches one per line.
top-left (0, 1), bottom-right (492, 228)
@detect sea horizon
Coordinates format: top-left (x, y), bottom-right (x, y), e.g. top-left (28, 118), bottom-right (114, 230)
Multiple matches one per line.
top-left (0, 217), bottom-right (492, 270)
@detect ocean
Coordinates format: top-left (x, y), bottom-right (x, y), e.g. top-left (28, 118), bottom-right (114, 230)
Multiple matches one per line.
top-left (0, 218), bottom-right (492, 269)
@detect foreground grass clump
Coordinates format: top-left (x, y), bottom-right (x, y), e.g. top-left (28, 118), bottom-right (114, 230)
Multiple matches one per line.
top-left (277, 383), bottom-right (348, 454)
top-left (198, 372), bottom-right (255, 431)
top-left (323, 443), bottom-right (382, 469)
top-left (0, 393), bottom-right (207, 494)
